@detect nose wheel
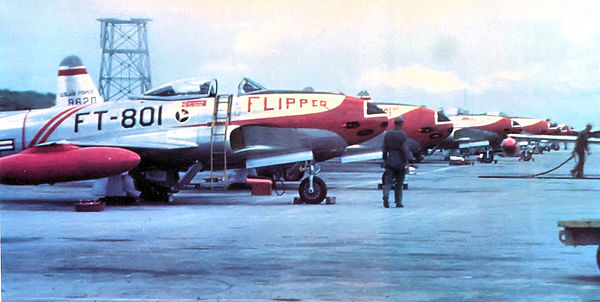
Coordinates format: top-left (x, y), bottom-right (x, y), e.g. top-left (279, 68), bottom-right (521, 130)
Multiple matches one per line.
top-left (297, 163), bottom-right (327, 204)
top-left (299, 177), bottom-right (327, 204)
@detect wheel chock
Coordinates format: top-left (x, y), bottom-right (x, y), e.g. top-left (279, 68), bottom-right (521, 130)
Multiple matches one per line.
top-left (293, 197), bottom-right (336, 205)
top-left (74, 200), bottom-right (105, 212)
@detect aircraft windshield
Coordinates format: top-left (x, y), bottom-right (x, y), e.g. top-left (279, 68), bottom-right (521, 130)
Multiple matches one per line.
top-left (367, 102), bottom-right (385, 115)
top-left (437, 111), bottom-right (451, 122)
top-left (237, 78), bottom-right (267, 96)
top-left (142, 78), bottom-right (217, 99)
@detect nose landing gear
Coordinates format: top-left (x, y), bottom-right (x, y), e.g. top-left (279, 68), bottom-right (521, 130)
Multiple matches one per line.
top-left (297, 163), bottom-right (328, 204)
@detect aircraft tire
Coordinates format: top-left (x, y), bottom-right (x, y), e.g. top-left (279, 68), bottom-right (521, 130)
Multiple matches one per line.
top-left (299, 177), bottom-right (327, 204)
top-left (521, 150), bottom-right (533, 161)
top-left (139, 186), bottom-right (170, 203)
top-left (480, 151), bottom-right (494, 164)
top-left (551, 143), bottom-right (560, 151)
top-left (131, 170), bottom-right (171, 203)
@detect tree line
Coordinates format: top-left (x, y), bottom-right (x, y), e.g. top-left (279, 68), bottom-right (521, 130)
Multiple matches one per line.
top-left (0, 90), bottom-right (55, 111)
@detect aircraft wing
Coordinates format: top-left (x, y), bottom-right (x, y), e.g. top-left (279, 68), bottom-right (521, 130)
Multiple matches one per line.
top-left (42, 130), bottom-right (199, 150)
top-left (508, 134), bottom-right (600, 144)
top-left (229, 125), bottom-right (349, 168)
top-left (437, 128), bottom-right (497, 150)
top-left (341, 134), bottom-right (423, 164)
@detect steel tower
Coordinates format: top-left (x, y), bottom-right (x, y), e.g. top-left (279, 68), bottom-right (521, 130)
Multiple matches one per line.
top-left (97, 18), bottom-right (152, 101)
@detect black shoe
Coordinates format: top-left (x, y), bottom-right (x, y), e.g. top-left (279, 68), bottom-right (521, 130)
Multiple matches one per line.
top-left (396, 203), bottom-right (404, 208)
top-left (383, 201), bottom-right (389, 208)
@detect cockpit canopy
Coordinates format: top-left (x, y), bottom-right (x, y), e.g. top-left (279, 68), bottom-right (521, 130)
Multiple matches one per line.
top-left (236, 78), bottom-right (337, 96)
top-left (140, 77), bottom-right (338, 100)
top-left (140, 78), bottom-right (217, 100)
top-left (237, 78), bottom-right (267, 96)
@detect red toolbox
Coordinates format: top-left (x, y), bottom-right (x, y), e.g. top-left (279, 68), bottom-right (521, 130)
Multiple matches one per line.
top-left (246, 177), bottom-right (273, 196)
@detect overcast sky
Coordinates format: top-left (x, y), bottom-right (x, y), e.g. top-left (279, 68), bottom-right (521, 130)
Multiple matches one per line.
top-left (1, 0), bottom-right (599, 128)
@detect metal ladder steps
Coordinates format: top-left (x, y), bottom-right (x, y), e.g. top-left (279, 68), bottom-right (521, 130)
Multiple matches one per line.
top-left (209, 94), bottom-right (233, 190)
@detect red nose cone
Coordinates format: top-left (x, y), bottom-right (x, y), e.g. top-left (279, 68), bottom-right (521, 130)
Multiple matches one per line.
top-left (0, 145), bottom-right (140, 185)
top-left (501, 137), bottom-right (518, 156)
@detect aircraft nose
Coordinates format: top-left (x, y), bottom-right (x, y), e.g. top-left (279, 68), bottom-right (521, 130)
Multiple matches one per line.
top-left (501, 137), bottom-right (518, 155)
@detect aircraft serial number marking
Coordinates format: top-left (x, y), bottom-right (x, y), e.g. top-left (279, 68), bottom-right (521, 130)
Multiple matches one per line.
top-left (74, 106), bottom-right (163, 132)
top-left (68, 96), bottom-right (98, 105)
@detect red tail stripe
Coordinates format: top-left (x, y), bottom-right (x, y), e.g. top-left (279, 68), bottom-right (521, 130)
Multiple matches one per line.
top-left (28, 106), bottom-right (79, 148)
top-left (58, 68), bottom-right (87, 76)
top-left (39, 105), bottom-right (91, 144)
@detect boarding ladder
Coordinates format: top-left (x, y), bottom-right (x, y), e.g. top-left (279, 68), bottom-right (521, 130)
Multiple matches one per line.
top-left (209, 94), bottom-right (233, 189)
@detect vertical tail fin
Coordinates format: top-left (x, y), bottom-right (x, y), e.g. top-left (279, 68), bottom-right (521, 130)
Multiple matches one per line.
top-left (56, 55), bottom-right (103, 107)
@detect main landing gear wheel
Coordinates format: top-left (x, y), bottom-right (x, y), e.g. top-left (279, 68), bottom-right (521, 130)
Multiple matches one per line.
top-left (479, 150), bottom-right (494, 163)
top-left (139, 185), bottom-right (170, 203)
top-left (133, 177), bottom-right (171, 203)
top-left (298, 176), bottom-right (327, 204)
top-left (521, 150), bottom-right (533, 161)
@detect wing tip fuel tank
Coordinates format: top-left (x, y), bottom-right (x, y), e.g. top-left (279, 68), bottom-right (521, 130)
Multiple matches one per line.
top-left (0, 144), bottom-right (140, 185)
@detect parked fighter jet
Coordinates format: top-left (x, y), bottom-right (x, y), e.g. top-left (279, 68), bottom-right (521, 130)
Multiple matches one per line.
top-left (342, 94), bottom-right (454, 163)
top-left (0, 77), bottom-right (388, 204)
top-left (510, 117), bottom-right (549, 135)
top-left (501, 128), bottom-right (600, 159)
top-left (437, 112), bottom-right (520, 163)
top-left (502, 117), bottom-right (561, 159)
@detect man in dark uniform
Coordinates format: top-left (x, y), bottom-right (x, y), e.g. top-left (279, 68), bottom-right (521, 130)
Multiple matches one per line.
top-left (382, 116), bottom-right (411, 208)
top-left (571, 124), bottom-right (592, 179)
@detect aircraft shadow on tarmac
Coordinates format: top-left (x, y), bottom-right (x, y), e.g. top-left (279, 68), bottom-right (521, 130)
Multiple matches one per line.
top-left (169, 197), bottom-right (298, 207)
top-left (565, 275), bottom-right (600, 284)
top-left (0, 199), bottom-right (78, 211)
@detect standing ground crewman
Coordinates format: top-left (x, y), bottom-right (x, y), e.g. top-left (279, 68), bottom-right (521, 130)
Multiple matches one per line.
top-left (571, 123), bottom-right (592, 179)
top-left (382, 116), bottom-right (411, 208)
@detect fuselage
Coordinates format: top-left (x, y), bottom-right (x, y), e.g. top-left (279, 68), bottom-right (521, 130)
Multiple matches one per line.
top-left (436, 114), bottom-right (521, 150)
top-left (0, 93), bottom-right (387, 174)
top-left (377, 103), bottom-right (454, 149)
top-left (341, 102), bottom-right (454, 162)
top-left (510, 117), bottom-right (549, 135)
top-left (449, 115), bottom-right (516, 137)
